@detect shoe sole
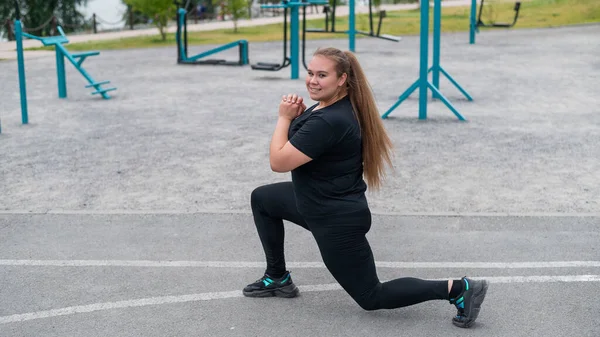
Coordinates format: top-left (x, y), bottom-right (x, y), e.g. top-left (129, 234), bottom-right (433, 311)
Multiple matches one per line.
top-left (452, 280), bottom-right (489, 328)
top-left (243, 283), bottom-right (300, 298)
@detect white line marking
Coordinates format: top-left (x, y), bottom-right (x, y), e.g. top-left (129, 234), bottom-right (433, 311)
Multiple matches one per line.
top-left (0, 209), bottom-right (599, 217)
top-left (1, 260), bottom-right (600, 269)
top-left (1, 275), bottom-right (599, 325)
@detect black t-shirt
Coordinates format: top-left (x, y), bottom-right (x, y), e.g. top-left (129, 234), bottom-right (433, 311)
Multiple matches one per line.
top-left (288, 95), bottom-right (368, 218)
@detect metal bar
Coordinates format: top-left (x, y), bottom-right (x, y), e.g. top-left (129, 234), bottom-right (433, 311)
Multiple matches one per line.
top-left (432, 0), bottom-right (442, 98)
top-left (439, 66), bottom-right (473, 101)
top-left (349, 0), bottom-right (355, 52)
top-left (381, 79), bottom-right (419, 119)
top-left (291, 5), bottom-right (299, 79)
top-left (56, 46), bottom-right (67, 98)
top-left (186, 40), bottom-right (247, 63)
top-left (470, 0), bottom-right (477, 44)
top-left (15, 19), bottom-right (28, 125)
top-left (427, 82), bottom-right (466, 121)
top-left (418, 0), bottom-right (429, 120)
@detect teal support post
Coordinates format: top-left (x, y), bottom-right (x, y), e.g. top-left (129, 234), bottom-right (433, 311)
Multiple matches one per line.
top-left (15, 19), bottom-right (29, 125)
top-left (290, 5), bottom-right (300, 79)
top-left (432, 0), bottom-right (441, 99)
top-left (429, 0), bottom-right (471, 103)
top-left (349, 0), bottom-right (356, 52)
top-left (417, 0), bottom-right (429, 120)
top-left (56, 47), bottom-right (67, 99)
top-left (470, 0), bottom-right (478, 44)
top-left (382, 0), bottom-right (469, 121)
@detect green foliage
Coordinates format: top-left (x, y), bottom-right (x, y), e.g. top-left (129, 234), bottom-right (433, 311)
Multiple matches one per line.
top-left (0, 0), bottom-right (89, 41)
top-left (123, 0), bottom-right (176, 40)
top-left (23, 0), bottom-right (600, 51)
top-left (225, 0), bottom-right (248, 32)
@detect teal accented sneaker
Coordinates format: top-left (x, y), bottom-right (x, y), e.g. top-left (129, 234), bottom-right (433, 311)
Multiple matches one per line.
top-left (450, 277), bottom-right (489, 328)
top-left (242, 271), bottom-right (299, 298)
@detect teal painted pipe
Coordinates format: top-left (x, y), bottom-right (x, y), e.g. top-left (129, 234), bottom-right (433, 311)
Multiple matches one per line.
top-left (15, 20), bottom-right (29, 125)
top-left (432, 0), bottom-right (441, 98)
top-left (177, 8), bottom-right (187, 60)
top-left (418, 0), bottom-right (429, 120)
top-left (241, 41), bottom-right (249, 65)
top-left (56, 48), bottom-right (67, 98)
top-left (349, 0), bottom-right (355, 52)
top-left (290, 5), bottom-right (300, 79)
top-left (186, 40), bottom-right (248, 63)
top-left (470, 0), bottom-right (477, 44)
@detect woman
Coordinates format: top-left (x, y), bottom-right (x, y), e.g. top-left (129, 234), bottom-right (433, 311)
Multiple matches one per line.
top-left (243, 47), bottom-right (488, 328)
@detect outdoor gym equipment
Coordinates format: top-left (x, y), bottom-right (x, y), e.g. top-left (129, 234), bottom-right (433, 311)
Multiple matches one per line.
top-left (20, 27), bottom-right (117, 100)
top-left (382, 0), bottom-right (472, 121)
top-left (250, 3), bottom-right (292, 72)
top-left (470, 0), bottom-right (522, 44)
top-left (251, 0), bottom-right (327, 79)
top-left (303, 0), bottom-right (401, 44)
top-left (9, 0), bottom-right (115, 134)
top-left (176, 8), bottom-right (249, 65)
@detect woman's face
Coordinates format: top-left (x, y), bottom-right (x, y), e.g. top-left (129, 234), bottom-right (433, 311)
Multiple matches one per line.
top-left (305, 55), bottom-right (347, 102)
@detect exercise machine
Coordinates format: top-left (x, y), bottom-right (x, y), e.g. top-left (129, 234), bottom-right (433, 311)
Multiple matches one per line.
top-left (176, 8), bottom-right (249, 65)
top-left (478, 0), bottom-right (521, 28)
top-left (9, 0), bottom-right (115, 133)
top-left (250, 2), bottom-right (292, 71)
top-left (303, 0), bottom-right (401, 42)
top-left (21, 26), bottom-right (117, 99)
top-left (470, 0), bottom-right (522, 44)
top-left (251, 0), bottom-right (327, 79)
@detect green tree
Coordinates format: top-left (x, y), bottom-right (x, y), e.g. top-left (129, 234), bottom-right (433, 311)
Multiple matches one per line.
top-left (120, 1), bottom-right (150, 29)
top-left (123, 0), bottom-right (176, 41)
top-left (1, 0), bottom-right (89, 41)
top-left (224, 0), bottom-right (247, 32)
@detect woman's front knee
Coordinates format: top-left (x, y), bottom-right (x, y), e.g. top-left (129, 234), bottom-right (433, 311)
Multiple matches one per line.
top-left (355, 295), bottom-right (380, 311)
top-left (250, 182), bottom-right (289, 209)
top-left (250, 185), bottom-right (267, 208)
top-left (349, 283), bottom-right (382, 311)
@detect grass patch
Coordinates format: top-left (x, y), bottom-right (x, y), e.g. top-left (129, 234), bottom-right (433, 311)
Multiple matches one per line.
top-left (25, 0), bottom-right (600, 52)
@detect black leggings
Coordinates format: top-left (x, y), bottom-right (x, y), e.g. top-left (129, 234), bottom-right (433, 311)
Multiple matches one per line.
top-left (250, 182), bottom-right (449, 310)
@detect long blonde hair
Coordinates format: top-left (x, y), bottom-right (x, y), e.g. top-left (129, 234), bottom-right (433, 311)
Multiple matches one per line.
top-left (313, 47), bottom-right (394, 190)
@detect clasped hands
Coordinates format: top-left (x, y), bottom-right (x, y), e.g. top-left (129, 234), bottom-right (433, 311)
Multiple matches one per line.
top-left (279, 93), bottom-right (307, 121)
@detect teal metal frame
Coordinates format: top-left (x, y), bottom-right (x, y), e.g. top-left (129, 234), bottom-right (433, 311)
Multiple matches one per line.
top-left (349, 0), bottom-right (356, 52)
top-left (470, 0), bottom-right (522, 44)
top-left (176, 8), bottom-right (249, 66)
top-left (258, 1), bottom-right (324, 79)
top-left (21, 26), bottom-right (116, 99)
top-left (469, 0), bottom-right (479, 44)
top-left (15, 19), bottom-right (28, 126)
top-left (382, 0), bottom-right (472, 121)
top-left (303, 0), bottom-right (399, 52)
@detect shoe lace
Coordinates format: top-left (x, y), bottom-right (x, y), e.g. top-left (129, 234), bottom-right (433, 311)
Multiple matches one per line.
top-left (254, 275), bottom-right (269, 283)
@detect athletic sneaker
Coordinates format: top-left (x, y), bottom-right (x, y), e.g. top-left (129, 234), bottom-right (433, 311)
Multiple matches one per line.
top-left (449, 276), bottom-right (489, 328)
top-left (242, 271), bottom-right (299, 298)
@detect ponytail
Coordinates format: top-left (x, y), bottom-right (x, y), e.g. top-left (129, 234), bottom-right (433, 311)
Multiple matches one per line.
top-left (313, 48), bottom-right (394, 190)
